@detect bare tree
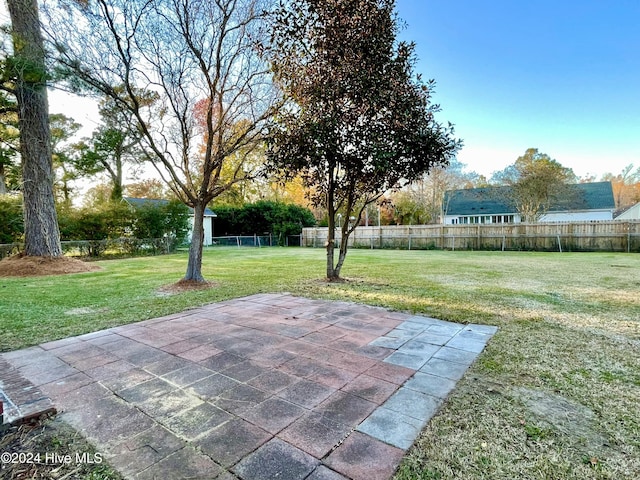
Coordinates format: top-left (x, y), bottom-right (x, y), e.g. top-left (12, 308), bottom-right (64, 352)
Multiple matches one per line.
top-left (6, 0), bottom-right (62, 256)
top-left (44, 0), bottom-right (279, 281)
top-left (601, 164), bottom-right (640, 210)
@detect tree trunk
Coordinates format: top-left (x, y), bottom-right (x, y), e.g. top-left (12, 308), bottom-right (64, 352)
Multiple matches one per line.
top-left (333, 221), bottom-right (351, 279)
top-left (0, 164), bottom-right (8, 194)
top-left (110, 156), bottom-right (124, 201)
top-left (184, 201), bottom-right (206, 282)
top-left (325, 184), bottom-right (338, 280)
top-left (8, 0), bottom-right (62, 257)
top-left (110, 181), bottom-right (123, 202)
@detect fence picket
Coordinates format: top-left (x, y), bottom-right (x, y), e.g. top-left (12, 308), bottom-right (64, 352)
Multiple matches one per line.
top-left (301, 221), bottom-right (640, 252)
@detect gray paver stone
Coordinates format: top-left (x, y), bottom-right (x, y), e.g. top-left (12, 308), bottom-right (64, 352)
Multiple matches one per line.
top-left (357, 406), bottom-right (424, 449)
top-left (384, 351), bottom-right (428, 370)
top-left (445, 335), bottom-right (488, 353)
top-left (381, 387), bottom-right (442, 422)
top-left (432, 346), bottom-right (479, 365)
top-left (385, 328), bottom-right (418, 340)
top-left (368, 336), bottom-right (408, 349)
top-left (136, 446), bottom-right (223, 480)
top-left (394, 321), bottom-right (428, 333)
top-left (164, 402), bottom-right (233, 440)
top-left (457, 329), bottom-right (494, 342)
top-left (161, 365), bottom-right (215, 388)
top-left (425, 322), bottom-right (464, 336)
top-left (404, 372), bottom-right (458, 399)
top-left (233, 438), bottom-right (319, 480)
top-left (415, 331), bottom-right (455, 346)
top-left (324, 431), bottom-right (405, 480)
top-left (420, 357), bottom-right (471, 380)
top-left (466, 323), bottom-right (499, 335)
top-left (306, 465), bottom-right (349, 480)
top-left (196, 418), bottom-right (271, 468)
top-left (398, 339), bottom-right (441, 358)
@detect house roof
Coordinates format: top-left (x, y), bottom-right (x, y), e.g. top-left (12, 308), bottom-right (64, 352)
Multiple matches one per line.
top-left (123, 197), bottom-right (217, 217)
top-left (444, 182), bottom-right (615, 216)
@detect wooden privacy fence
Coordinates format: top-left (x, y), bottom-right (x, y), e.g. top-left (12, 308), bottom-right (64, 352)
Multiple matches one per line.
top-left (302, 221), bottom-right (640, 253)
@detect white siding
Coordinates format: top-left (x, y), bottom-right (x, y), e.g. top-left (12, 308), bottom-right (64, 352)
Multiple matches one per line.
top-left (188, 214), bottom-right (215, 245)
top-left (616, 203), bottom-right (640, 220)
top-left (540, 210), bottom-right (613, 222)
top-left (445, 210), bottom-right (613, 224)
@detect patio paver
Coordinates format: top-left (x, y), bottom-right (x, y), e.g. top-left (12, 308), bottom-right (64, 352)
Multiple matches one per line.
top-left (0, 294), bottom-right (497, 479)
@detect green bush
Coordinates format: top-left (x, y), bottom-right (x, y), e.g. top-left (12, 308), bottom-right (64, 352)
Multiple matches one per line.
top-left (0, 195), bottom-right (23, 244)
top-left (58, 203), bottom-right (133, 256)
top-left (59, 203), bottom-right (132, 240)
top-left (58, 200), bottom-right (190, 257)
top-left (213, 201), bottom-right (316, 244)
top-left (129, 200), bottom-right (190, 251)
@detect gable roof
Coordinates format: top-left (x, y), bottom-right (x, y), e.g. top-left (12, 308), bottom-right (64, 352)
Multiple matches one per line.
top-left (444, 182), bottom-right (615, 216)
top-left (123, 197), bottom-right (217, 217)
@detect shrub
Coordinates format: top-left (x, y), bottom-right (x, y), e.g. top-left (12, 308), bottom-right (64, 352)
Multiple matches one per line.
top-left (0, 195), bottom-right (23, 244)
top-left (129, 200), bottom-right (190, 251)
top-left (212, 201), bottom-right (316, 244)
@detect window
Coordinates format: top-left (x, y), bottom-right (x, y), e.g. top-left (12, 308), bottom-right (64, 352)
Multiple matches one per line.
top-left (489, 215), bottom-right (515, 224)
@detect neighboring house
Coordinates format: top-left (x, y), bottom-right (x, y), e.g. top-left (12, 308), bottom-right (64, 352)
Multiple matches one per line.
top-left (615, 202), bottom-right (640, 220)
top-left (124, 197), bottom-right (217, 245)
top-left (443, 182), bottom-right (615, 225)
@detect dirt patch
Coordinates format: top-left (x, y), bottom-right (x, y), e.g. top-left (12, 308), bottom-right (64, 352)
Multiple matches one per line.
top-left (309, 277), bottom-right (390, 287)
top-left (64, 307), bottom-right (110, 316)
top-left (512, 387), bottom-right (609, 450)
top-left (0, 255), bottom-right (101, 278)
top-left (156, 279), bottom-right (218, 296)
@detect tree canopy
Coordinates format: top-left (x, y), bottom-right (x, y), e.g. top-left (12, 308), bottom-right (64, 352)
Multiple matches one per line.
top-left (491, 148), bottom-right (577, 222)
top-left (45, 0), bottom-right (281, 281)
top-left (267, 0), bottom-right (460, 279)
top-left (72, 94), bottom-right (148, 202)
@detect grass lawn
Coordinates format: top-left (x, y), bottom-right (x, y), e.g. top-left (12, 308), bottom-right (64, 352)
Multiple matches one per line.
top-left (1, 247), bottom-right (639, 479)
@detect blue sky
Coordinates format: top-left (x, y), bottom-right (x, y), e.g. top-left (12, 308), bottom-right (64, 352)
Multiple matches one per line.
top-left (2, 1), bottom-right (638, 181)
top-left (395, 0), bottom-right (640, 179)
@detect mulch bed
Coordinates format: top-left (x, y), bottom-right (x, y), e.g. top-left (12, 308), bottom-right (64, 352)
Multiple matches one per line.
top-left (0, 256), bottom-right (101, 278)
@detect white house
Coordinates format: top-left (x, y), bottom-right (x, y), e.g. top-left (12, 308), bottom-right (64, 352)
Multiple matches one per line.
top-left (615, 202), bottom-right (640, 220)
top-left (443, 182), bottom-right (615, 225)
top-left (123, 197), bottom-right (217, 245)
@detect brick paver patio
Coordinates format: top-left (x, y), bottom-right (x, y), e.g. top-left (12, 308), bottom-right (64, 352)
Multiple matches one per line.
top-left (0, 294), bottom-right (497, 480)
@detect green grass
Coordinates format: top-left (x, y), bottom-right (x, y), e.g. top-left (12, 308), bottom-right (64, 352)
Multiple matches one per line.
top-left (1, 247), bottom-right (639, 479)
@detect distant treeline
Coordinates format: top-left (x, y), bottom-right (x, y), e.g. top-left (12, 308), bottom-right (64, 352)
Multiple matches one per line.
top-left (213, 201), bottom-right (316, 243)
